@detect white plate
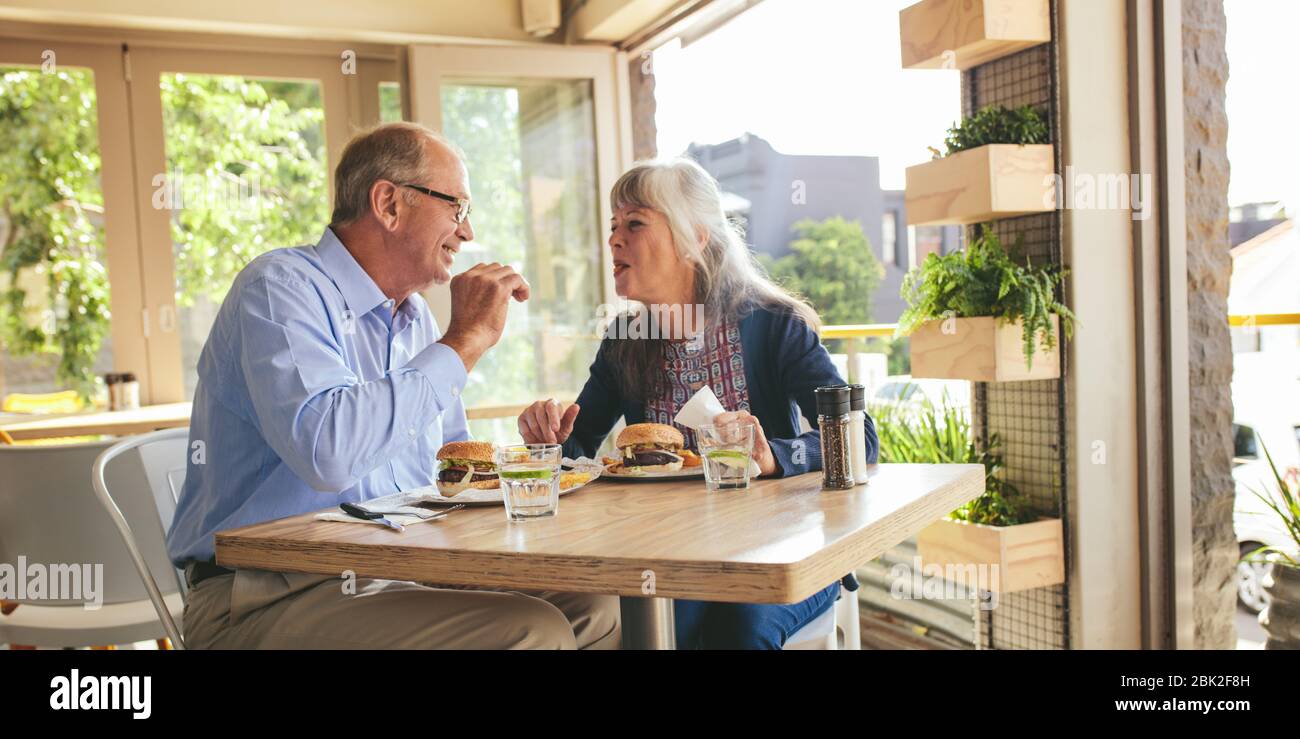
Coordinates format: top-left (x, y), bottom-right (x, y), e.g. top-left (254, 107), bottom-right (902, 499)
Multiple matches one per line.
top-left (600, 465), bottom-right (705, 481)
top-left (411, 466), bottom-right (603, 507)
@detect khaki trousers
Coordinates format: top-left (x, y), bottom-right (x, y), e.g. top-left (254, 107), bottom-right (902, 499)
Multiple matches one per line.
top-left (182, 566), bottom-right (621, 650)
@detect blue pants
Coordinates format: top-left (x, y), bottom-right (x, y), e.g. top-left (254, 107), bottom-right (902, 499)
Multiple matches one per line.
top-left (673, 580), bottom-right (841, 649)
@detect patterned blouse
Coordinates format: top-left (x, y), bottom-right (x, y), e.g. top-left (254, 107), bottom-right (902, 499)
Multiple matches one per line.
top-left (644, 318), bottom-right (752, 451)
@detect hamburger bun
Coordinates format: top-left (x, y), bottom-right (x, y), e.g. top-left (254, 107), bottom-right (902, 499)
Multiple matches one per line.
top-left (616, 423), bottom-right (684, 472)
top-left (437, 440), bottom-right (498, 496)
top-left (436, 440), bottom-right (495, 464)
top-left (615, 423), bottom-right (685, 450)
top-left (436, 476), bottom-right (499, 496)
top-left (624, 459), bottom-right (683, 473)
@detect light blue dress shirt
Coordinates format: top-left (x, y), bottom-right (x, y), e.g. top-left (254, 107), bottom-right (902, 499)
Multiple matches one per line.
top-left (167, 228), bottom-right (469, 566)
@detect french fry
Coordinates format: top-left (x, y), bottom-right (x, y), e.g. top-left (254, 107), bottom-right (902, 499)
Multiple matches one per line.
top-left (560, 471), bottom-right (593, 490)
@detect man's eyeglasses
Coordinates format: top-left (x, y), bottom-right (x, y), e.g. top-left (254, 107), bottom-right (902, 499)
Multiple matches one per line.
top-left (401, 183), bottom-right (472, 224)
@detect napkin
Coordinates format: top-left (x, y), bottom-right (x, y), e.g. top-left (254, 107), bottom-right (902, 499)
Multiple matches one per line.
top-left (313, 489), bottom-right (447, 529)
top-left (673, 384), bottom-right (726, 429)
top-left (563, 457), bottom-right (606, 471)
top-left (673, 385), bottom-right (763, 477)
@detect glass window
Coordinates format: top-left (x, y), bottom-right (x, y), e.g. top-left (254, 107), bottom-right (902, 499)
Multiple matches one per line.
top-left (440, 79), bottom-right (602, 442)
top-left (881, 211), bottom-right (896, 266)
top-left (379, 81), bottom-right (402, 122)
top-left (1233, 423), bottom-right (1258, 459)
top-left (0, 65), bottom-right (113, 408)
top-left (914, 226), bottom-right (943, 265)
top-left (157, 73), bottom-right (329, 397)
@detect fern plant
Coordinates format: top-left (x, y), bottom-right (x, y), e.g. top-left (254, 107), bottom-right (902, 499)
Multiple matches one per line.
top-left (941, 104), bottom-right (1049, 157)
top-left (871, 391), bottom-right (1031, 527)
top-left (897, 225), bottom-right (1076, 369)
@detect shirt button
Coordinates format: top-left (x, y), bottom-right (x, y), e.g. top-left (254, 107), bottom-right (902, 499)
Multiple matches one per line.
top-left (408, 427), bottom-right (417, 436)
top-left (451, 386), bottom-right (460, 397)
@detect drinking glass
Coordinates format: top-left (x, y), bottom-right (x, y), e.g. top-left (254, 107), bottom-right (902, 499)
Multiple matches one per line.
top-left (495, 443), bottom-right (562, 520)
top-left (696, 423), bottom-right (754, 492)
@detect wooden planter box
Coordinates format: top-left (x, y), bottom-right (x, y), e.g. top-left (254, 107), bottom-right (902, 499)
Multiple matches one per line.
top-left (910, 315), bottom-right (1059, 382)
top-left (905, 143), bottom-right (1055, 226)
top-left (900, 0), bottom-right (1051, 70)
top-left (917, 516), bottom-right (1064, 593)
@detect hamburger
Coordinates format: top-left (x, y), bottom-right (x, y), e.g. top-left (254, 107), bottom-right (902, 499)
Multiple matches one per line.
top-left (616, 423), bottom-right (685, 472)
top-left (436, 441), bottom-right (499, 496)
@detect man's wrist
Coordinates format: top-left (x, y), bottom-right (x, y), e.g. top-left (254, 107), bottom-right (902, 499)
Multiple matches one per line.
top-left (438, 328), bottom-right (487, 372)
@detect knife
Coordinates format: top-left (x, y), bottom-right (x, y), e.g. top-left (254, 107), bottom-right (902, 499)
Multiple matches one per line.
top-left (339, 502), bottom-right (405, 532)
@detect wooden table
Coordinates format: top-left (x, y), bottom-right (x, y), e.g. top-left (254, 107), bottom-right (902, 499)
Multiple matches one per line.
top-left (215, 463), bottom-right (985, 649)
top-left (0, 402), bottom-right (191, 441)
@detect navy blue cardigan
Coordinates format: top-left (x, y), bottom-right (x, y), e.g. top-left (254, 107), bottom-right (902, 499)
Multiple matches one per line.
top-left (562, 304), bottom-right (879, 477)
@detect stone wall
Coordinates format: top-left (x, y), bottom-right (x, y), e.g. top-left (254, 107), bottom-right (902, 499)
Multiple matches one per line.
top-left (1182, 0), bottom-right (1237, 650)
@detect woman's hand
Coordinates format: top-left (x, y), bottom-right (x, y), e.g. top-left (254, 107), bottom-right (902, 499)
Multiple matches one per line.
top-left (518, 399), bottom-right (580, 445)
top-left (713, 410), bottom-right (778, 476)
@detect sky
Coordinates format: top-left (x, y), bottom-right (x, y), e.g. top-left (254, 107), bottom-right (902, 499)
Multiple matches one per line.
top-left (653, 0), bottom-right (1297, 212)
top-left (1223, 0), bottom-right (1299, 210)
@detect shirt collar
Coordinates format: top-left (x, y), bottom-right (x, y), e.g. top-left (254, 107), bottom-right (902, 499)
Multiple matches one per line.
top-left (395, 292), bottom-right (424, 324)
top-left (316, 228), bottom-right (390, 317)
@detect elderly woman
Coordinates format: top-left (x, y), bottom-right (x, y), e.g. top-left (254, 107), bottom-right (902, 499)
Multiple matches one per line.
top-left (517, 157), bottom-right (877, 649)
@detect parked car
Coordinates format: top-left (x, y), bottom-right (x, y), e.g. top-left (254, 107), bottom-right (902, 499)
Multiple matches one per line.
top-left (871, 376), bottom-right (972, 415)
top-left (1232, 418), bottom-right (1300, 613)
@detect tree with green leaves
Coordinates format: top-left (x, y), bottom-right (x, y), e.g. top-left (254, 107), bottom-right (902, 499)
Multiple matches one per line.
top-left (0, 68), bottom-right (109, 399)
top-left (760, 216), bottom-right (885, 325)
top-left (160, 73), bottom-right (327, 310)
top-left (0, 68), bottom-right (327, 399)
top-left (439, 84), bottom-right (536, 421)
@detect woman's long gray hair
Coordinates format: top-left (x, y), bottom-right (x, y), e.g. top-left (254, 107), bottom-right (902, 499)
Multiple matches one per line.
top-left (605, 157), bottom-right (819, 400)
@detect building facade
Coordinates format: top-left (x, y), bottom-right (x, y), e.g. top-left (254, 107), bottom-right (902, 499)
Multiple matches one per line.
top-left (687, 133), bottom-right (958, 322)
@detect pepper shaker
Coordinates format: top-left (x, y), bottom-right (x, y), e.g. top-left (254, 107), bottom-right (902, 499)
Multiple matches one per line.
top-left (815, 386), bottom-right (854, 490)
top-left (104, 373), bottom-right (121, 411)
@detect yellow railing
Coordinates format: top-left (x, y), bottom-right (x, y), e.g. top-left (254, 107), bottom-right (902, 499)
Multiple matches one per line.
top-left (815, 313), bottom-right (1300, 385)
top-left (820, 313), bottom-right (1300, 339)
top-left (820, 323), bottom-right (899, 340)
top-left (466, 400), bottom-right (574, 421)
top-left (2, 390), bottom-right (86, 414)
top-left (819, 324), bottom-right (898, 385)
top-left (1228, 313), bottom-right (1300, 327)
top-left (4, 316), bottom-right (1294, 426)
top-left (466, 313), bottom-right (1298, 417)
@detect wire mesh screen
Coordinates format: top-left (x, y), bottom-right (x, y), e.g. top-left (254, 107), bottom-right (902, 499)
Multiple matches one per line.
top-left (962, 0), bottom-right (1071, 650)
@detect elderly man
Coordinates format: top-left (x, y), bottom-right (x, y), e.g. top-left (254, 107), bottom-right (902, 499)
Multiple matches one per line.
top-left (167, 122), bottom-right (620, 649)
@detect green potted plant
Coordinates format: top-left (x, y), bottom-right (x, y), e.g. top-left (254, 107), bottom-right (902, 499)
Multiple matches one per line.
top-left (896, 225), bottom-right (1076, 381)
top-left (904, 104), bottom-right (1056, 225)
top-left (1243, 443), bottom-right (1300, 649)
top-left (873, 393), bottom-right (1064, 593)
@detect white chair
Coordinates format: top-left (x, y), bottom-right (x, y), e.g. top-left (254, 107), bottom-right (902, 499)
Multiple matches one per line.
top-left (90, 428), bottom-right (191, 649)
top-left (0, 433), bottom-right (186, 648)
top-left (783, 574), bottom-right (861, 650)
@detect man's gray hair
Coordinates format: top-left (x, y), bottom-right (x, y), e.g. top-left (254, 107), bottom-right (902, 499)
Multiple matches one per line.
top-left (329, 122), bottom-right (460, 228)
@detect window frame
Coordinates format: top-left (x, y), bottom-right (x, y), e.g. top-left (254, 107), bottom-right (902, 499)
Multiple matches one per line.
top-left (407, 43), bottom-right (630, 329)
top-left (0, 37), bottom-right (146, 401)
top-left (2, 26), bottom-right (630, 409)
top-left (124, 46), bottom-right (354, 403)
